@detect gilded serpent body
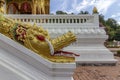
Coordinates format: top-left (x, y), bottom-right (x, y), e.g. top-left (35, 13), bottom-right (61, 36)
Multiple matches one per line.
top-left (0, 14), bottom-right (77, 63)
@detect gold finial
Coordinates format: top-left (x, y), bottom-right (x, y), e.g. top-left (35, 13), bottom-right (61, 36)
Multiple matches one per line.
top-left (0, 0), bottom-right (5, 14)
top-left (93, 6), bottom-right (98, 14)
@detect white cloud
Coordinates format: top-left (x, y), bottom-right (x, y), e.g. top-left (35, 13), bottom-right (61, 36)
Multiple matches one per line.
top-left (117, 18), bottom-right (120, 25)
top-left (118, 21), bottom-right (120, 25)
top-left (111, 14), bottom-right (120, 25)
top-left (111, 13), bottom-right (120, 18)
top-left (60, 0), bottom-right (68, 10)
top-left (111, 15), bottom-right (116, 18)
top-left (74, 0), bottom-right (94, 11)
top-left (71, 0), bottom-right (78, 9)
top-left (81, 0), bottom-right (88, 5)
top-left (95, 0), bottom-right (117, 15)
top-left (64, 0), bottom-right (95, 13)
top-left (51, 0), bottom-right (117, 14)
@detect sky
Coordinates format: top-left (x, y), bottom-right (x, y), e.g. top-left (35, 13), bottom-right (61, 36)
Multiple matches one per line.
top-left (50, 0), bottom-right (120, 24)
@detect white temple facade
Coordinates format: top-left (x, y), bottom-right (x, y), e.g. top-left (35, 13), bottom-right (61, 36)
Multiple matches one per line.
top-left (0, 0), bottom-right (117, 80)
top-left (5, 13), bottom-right (117, 65)
top-left (0, 0), bottom-right (117, 79)
top-left (0, 13), bottom-right (117, 80)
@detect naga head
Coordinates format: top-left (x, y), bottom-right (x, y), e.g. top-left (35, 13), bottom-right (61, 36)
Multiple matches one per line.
top-left (0, 14), bottom-right (78, 63)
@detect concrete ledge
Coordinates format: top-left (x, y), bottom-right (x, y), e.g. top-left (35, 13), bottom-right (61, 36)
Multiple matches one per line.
top-left (0, 33), bottom-right (76, 80)
top-left (64, 46), bottom-right (117, 65)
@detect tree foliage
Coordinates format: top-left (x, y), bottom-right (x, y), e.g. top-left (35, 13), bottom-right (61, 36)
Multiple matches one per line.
top-left (114, 29), bottom-right (120, 41)
top-left (106, 18), bottom-right (118, 30)
top-left (56, 11), bottom-right (67, 15)
top-left (99, 14), bottom-right (106, 26)
top-left (78, 11), bottom-right (89, 14)
top-left (99, 14), bottom-right (120, 41)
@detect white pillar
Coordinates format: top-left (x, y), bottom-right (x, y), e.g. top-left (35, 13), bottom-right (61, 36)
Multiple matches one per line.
top-left (93, 14), bottom-right (99, 27)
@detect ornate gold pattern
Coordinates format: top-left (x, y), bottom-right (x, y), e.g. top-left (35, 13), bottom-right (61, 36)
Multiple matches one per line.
top-left (0, 14), bottom-right (77, 63)
top-left (5, 0), bottom-right (50, 14)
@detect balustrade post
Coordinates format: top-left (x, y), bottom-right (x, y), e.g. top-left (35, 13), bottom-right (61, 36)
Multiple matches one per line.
top-left (34, 19), bottom-right (36, 23)
top-left (44, 19), bottom-right (46, 23)
top-left (76, 19), bottom-right (77, 23)
top-left (30, 19), bottom-right (32, 22)
top-left (72, 19), bottom-right (74, 23)
top-left (51, 18), bottom-right (53, 23)
top-left (61, 19), bottom-right (63, 23)
top-left (48, 19), bottom-right (50, 23)
top-left (54, 18), bottom-right (56, 23)
top-left (26, 19), bottom-right (28, 22)
top-left (68, 19), bottom-right (70, 23)
top-left (58, 18), bottom-right (60, 23)
top-left (5, 14), bottom-right (96, 26)
top-left (65, 19), bottom-right (67, 23)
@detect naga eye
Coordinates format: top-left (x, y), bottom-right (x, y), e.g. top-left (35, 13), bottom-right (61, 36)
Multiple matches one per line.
top-left (36, 35), bottom-right (45, 41)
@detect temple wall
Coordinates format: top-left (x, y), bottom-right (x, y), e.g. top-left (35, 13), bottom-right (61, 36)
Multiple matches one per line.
top-left (5, 0), bottom-right (50, 14)
top-left (5, 14), bottom-right (117, 64)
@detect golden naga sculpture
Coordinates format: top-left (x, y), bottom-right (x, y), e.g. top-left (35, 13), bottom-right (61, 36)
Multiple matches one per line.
top-left (0, 14), bottom-right (79, 63)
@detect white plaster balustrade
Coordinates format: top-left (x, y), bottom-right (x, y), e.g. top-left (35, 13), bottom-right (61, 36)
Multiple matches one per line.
top-left (4, 14), bottom-right (117, 65)
top-left (5, 14), bottom-right (99, 28)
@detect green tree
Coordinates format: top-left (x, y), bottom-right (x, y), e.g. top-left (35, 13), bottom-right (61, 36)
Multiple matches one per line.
top-left (78, 11), bottom-right (89, 14)
top-left (70, 13), bottom-right (74, 15)
top-left (56, 11), bottom-right (67, 15)
top-left (106, 18), bottom-right (118, 30)
top-left (108, 30), bottom-right (116, 41)
top-left (84, 11), bottom-right (89, 14)
top-left (99, 14), bottom-right (106, 26)
top-left (98, 14), bottom-right (119, 41)
top-left (105, 25), bottom-right (115, 41)
top-left (114, 29), bottom-right (120, 41)
top-left (79, 11), bottom-right (84, 14)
